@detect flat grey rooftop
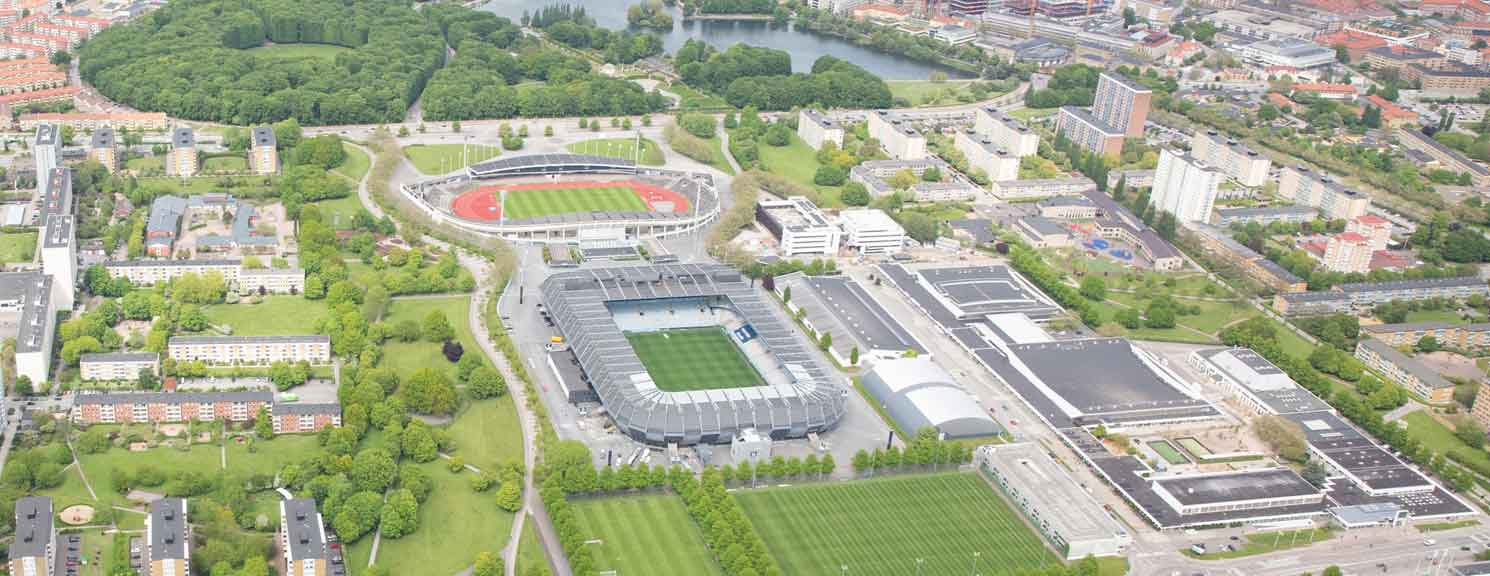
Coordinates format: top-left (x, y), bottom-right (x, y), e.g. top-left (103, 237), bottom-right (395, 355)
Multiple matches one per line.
top-left (10, 496), bottom-right (52, 559)
top-left (283, 498), bottom-right (324, 561)
top-left (779, 272), bottom-right (925, 357)
top-left (916, 264), bottom-right (1062, 319)
top-left (1007, 338), bottom-right (1216, 421)
top-left (1154, 469), bottom-right (1319, 506)
top-left (149, 498), bottom-right (188, 560)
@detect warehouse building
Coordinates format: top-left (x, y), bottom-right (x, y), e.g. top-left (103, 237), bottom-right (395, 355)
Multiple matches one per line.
top-left (860, 356), bottom-right (1000, 438)
top-left (1151, 469), bottom-right (1325, 515)
top-left (776, 272), bottom-right (926, 367)
top-left (975, 444), bottom-right (1131, 560)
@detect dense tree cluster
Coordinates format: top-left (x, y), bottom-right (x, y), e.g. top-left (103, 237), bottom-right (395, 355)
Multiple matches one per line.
top-left (79, 0), bottom-right (444, 125)
top-left (687, 0), bottom-right (776, 14)
top-left (849, 428), bottom-right (972, 475)
top-left (1023, 65), bottom-right (1100, 109)
top-left (677, 41), bottom-right (891, 110)
top-left (1008, 245), bottom-right (1102, 327)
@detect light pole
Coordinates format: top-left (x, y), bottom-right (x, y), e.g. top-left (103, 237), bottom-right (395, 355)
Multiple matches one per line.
top-left (916, 558), bottom-right (924, 576)
top-left (839, 565), bottom-right (847, 576)
top-left (971, 551), bottom-right (980, 575)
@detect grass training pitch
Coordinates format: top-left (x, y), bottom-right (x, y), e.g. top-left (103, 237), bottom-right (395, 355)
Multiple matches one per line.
top-left (567, 137), bottom-right (666, 166)
top-left (736, 473), bottom-right (1058, 576)
top-left (625, 327), bottom-right (762, 392)
top-left (573, 494), bottom-right (723, 576)
top-left (403, 143), bottom-right (501, 175)
top-left (0, 231), bottom-right (36, 264)
top-left (503, 186), bottom-right (648, 220)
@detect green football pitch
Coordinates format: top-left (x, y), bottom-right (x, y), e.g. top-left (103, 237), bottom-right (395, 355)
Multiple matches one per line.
top-left (501, 186), bottom-right (647, 220)
top-left (625, 327), bottom-right (763, 392)
top-left (573, 494), bottom-right (723, 576)
top-left (736, 473), bottom-right (1059, 576)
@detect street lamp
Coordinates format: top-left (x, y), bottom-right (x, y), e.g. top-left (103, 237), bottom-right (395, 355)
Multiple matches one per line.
top-left (970, 551), bottom-right (980, 575)
top-left (916, 558), bottom-right (925, 576)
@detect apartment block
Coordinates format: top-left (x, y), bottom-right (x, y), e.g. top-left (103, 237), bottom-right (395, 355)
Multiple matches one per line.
top-left (797, 109), bottom-right (844, 151)
top-left (72, 391), bottom-right (272, 424)
top-left (248, 125), bottom-right (278, 175)
top-left (1150, 149), bottom-right (1222, 223)
top-left (80, 352), bottom-right (159, 382)
top-left (1278, 166), bottom-right (1371, 221)
top-left (1323, 232), bottom-right (1373, 274)
top-left (756, 196), bottom-right (840, 256)
top-left (1355, 338), bottom-right (1454, 403)
top-left (1471, 380), bottom-right (1490, 431)
top-left (972, 106), bottom-right (1039, 157)
top-left (166, 126), bottom-right (197, 177)
top-left (1188, 130), bottom-right (1271, 188)
top-left (838, 208), bottom-right (905, 255)
top-left (1395, 128), bottom-right (1490, 187)
top-left (239, 267), bottom-right (306, 295)
top-left (991, 177), bottom-right (1097, 200)
top-left (1362, 322), bottom-right (1490, 350)
top-left (1212, 206), bottom-right (1318, 227)
top-left (89, 126), bottom-right (118, 173)
top-left (1346, 214), bottom-right (1391, 251)
top-left (0, 271), bottom-right (54, 385)
top-left (281, 499), bottom-right (328, 576)
top-left (41, 211), bottom-right (74, 310)
top-left (867, 110), bottom-right (927, 160)
top-left (33, 123), bottom-right (59, 197)
top-left (1273, 290), bottom-right (1352, 316)
top-left (19, 112), bottom-right (169, 131)
top-left (167, 335), bottom-right (332, 365)
top-left (1056, 106), bottom-right (1125, 158)
top-left (1338, 276), bottom-right (1490, 308)
top-left (954, 128), bottom-right (1020, 182)
top-left (147, 498), bottom-right (189, 576)
top-left (1092, 72), bottom-right (1152, 138)
top-left (1187, 223), bottom-right (1307, 293)
top-left (8, 496), bottom-right (53, 576)
top-left (272, 403), bottom-right (343, 434)
top-left (106, 259), bottom-right (242, 286)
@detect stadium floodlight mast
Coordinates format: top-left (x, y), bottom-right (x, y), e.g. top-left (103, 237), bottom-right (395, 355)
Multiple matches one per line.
top-left (915, 557), bottom-right (925, 576)
top-left (971, 551), bottom-right (981, 575)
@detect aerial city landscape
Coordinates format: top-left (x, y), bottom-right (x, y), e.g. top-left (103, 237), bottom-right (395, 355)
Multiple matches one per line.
top-left (1, 0), bottom-right (1490, 574)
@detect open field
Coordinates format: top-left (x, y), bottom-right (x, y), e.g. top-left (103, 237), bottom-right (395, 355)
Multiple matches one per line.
top-left (1008, 107), bottom-right (1058, 121)
top-left (1148, 440), bottom-right (1189, 465)
top-left (445, 396), bottom-right (524, 472)
top-left (247, 43), bottom-right (351, 59)
top-left (345, 461), bottom-right (514, 576)
top-left (0, 230), bottom-right (36, 263)
top-left (667, 82), bottom-right (730, 110)
top-left (204, 296), bottom-right (326, 336)
top-left (754, 131), bottom-right (841, 205)
top-left (516, 519), bottom-right (548, 576)
top-left (573, 494), bottom-right (723, 576)
top-left (403, 143), bottom-right (501, 175)
top-left (1184, 528), bottom-right (1335, 560)
top-left (380, 296), bottom-right (478, 380)
top-left (567, 137), bottom-right (666, 166)
top-left (626, 327), bottom-right (763, 392)
top-left (887, 80), bottom-right (988, 107)
top-left (737, 472), bottom-right (1057, 576)
top-left (503, 186), bottom-right (648, 220)
top-left (136, 176), bottom-right (277, 197)
top-left (125, 156), bottom-right (163, 172)
top-left (1403, 411), bottom-right (1490, 472)
top-left (203, 156), bottom-right (249, 173)
top-left (334, 142), bottom-right (371, 182)
top-left (1402, 309), bottom-right (1469, 324)
top-left (313, 194), bottom-right (365, 230)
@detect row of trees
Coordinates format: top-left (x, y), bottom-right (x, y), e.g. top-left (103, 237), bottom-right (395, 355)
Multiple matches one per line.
top-left (677, 40), bottom-right (891, 110)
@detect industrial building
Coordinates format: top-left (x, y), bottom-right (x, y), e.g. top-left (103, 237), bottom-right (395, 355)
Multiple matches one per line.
top-left (975, 444), bottom-right (1131, 560)
top-left (993, 337), bottom-right (1219, 427)
top-left (1150, 469), bottom-right (1325, 515)
top-left (1189, 347), bottom-right (1330, 417)
top-left (755, 196), bottom-right (840, 256)
top-left (861, 356), bottom-right (1000, 438)
top-left (776, 272), bottom-right (925, 367)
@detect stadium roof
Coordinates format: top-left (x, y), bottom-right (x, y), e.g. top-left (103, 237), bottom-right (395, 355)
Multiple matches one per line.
top-left (468, 153), bottom-right (636, 178)
top-left (541, 263), bottom-right (845, 445)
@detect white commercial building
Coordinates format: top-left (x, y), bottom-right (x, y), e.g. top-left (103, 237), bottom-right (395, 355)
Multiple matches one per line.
top-left (867, 110), bottom-right (927, 160)
top-left (168, 335), bottom-right (331, 365)
top-left (838, 208), bottom-right (906, 255)
top-left (756, 196), bottom-right (841, 256)
top-left (1150, 149), bottom-right (1222, 223)
top-left (797, 109), bottom-right (844, 151)
top-left (954, 129), bottom-right (1020, 182)
top-left (80, 352), bottom-right (160, 382)
top-left (973, 106), bottom-right (1040, 157)
top-left (976, 444), bottom-right (1131, 560)
top-left (1236, 37), bottom-right (1338, 69)
top-left (1189, 130), bottom-right (1271, 188)
top-left (861, 356), bottom-right (1001, 438)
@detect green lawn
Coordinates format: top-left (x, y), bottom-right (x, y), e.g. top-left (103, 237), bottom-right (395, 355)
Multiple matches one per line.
top-left (403, 143), bottom-right (501, 175)
top-left (755, 130), bottom-right (839, 204)
top-left (737, 473), bottom-right (1058, 576)
top-left (1147, 440), bottom-right (1189, 465)
top-left (202, 156), bottom-right (249, 173)
top-left (334, 142), bottom-right (371, 182)
top-left (1403, 411), bottom-right (1490, 472)
top-left (345, 461), bottom-right (514, 576)
top-left (57, 441), bottom-right (225, 511)
top-left (887, 80), bottom-right (985, 107)
top-left (380, 296), bottom-right (478, 380)
top-left (573, 494), bottom-right (723, 576)
top-left (502, 186), bottom-right (648, 220)
top-left (0, 230), bottom-right (36, 264)
top-left (224, 434), bottom-right (321, 479)
top-left (1402, 309), bottom-right (1468, 324)
top-left (516, 519), bottom-right (548, 576)
top-left (313, 194), bottom-right (366, 230)
top-left (1008, 107), bottom-right (1058, 121)
top-left (667, 82), bottom-right (730, 110)
top-left (445, 396), bottom-right (524, 472)
top-left (625, 327), bottom-right (763, 392)
top-left (567, 137), bottom-right (666, 166)
top-left (247, 43), bottom-right (352, 59)
top-left (136, 175), bottom-right (276, 197)
top-left (203, 296), bottom-right (327, 336)
top-left (125, 156), bottom-right (163, 173)
top-left (1184, 528), bottom-right (1335, 560)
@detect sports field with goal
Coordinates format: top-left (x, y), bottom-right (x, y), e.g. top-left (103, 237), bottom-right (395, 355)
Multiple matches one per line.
top-left (736, 472), bottom-right (1059, 576)
top-left (625, 327), bottom-right (763, 392)
top-left (502, 186), bottom-right (648, 220)
top-left (573, 494), bottom-right (723, 576)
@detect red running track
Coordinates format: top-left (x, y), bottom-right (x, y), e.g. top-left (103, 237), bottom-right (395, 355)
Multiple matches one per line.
top-left (450, 180), bottom-right (691, 222)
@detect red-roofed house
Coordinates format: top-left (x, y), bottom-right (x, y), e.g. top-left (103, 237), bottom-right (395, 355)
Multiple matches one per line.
top-left (1165, 40), bottom-right (1205, 66)
top-left (1363, 94), bottom-right (1417, 127)
top-left (1314, 30), bottom-right (1388, 63)
top-left (1291, 82), bottom-right (1358, 100)
top-left (1267, 92), bottom-right (1298, 113)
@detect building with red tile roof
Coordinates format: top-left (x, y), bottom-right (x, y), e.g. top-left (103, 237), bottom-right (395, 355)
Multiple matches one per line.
top-left (1291, 82), bottom-right (1359, 100)
top-left (1364, 94), bottom-right (1417, 127)
top-left (1267, 92), bottom-right (1298, 113)
top-left (1315, 30), bottom-right (1389, 62)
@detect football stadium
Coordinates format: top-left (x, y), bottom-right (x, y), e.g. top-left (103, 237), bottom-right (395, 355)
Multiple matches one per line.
top-left (541, 263), bottom-right (847, 445)
top-left (399, 153), bottom-right (719, 243)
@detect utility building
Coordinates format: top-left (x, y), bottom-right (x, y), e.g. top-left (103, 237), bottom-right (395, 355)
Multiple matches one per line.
top-left (860, 356), bottom-right (1000, 438)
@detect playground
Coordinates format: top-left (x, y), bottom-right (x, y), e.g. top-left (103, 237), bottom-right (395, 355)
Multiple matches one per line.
top-left (450, 180), bottom-right (690, 222)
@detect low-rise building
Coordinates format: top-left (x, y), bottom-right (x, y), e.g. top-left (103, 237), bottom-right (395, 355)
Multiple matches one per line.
top-left (797, 109), bottom-right (844, 151)
top-left (105, 259), bottom-right (241, 286)
top-left (280, 499), bottom-right (328, 576)
top-left (990, 176), bottom-right (1096, 201)
top-left (1471, 380), bottom-right (1490, 431)
top-left (1363, 322), bottom-right (1490, 350)
top-left (867, 110), bottom-right (927, 160)
top-left (1395, 128), bottom-right (1490, 187)
top-left (1363, 95), bottom-right (1417, 127)
top-left (1212, 206), bottom-right (1317, 226)
top-left (1355, 338), bottom-right (1455, 403)
top-left (838, 208), bottom-right (905, 255)
top-left (72, 391), bottom-right (272, 424)
top-left (146, 498), bottom-right (189, 576)
top-left (17, 111), bottom-right (168, 131)
top-left (272, 403), bottom-right (343, 434)
top-left (1237, 37), bottom-right (1337, 68)
top-left (1403, 63), bottom-right (1490, 99)
top-left (1273, 290), bottom-right (1352, 316)
top-left (79, 352), bottom-right (159, 382)
top-left (168, 335), bottom-right (332, 365)
top-left (756, 196), bottom-right (840, 256)
top-left (1339, 276), bottom-right (1490, 308)
top-left (975, 444), bottom-right (1131, 560)
top-left (1187, 223), bottom-right (1307, 293)
top-left (1364, 45), bottom-right (1444, 75)
top-left (1038, 195), bottom-right (1099, 219)
top-left (1016, 216), bottom-right (1075, 248)
top-left (239, 267), bottom-right (306, 295)
top-left (1290, 82), bottom-right (1358, 101)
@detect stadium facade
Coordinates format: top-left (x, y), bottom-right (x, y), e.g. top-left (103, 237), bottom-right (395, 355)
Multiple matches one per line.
top-left (541, 263), bottom-right (847, 445)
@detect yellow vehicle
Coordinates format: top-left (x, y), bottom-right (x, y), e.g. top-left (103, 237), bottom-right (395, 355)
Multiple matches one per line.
top-left (550, 335), bottom-right (564, 343)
